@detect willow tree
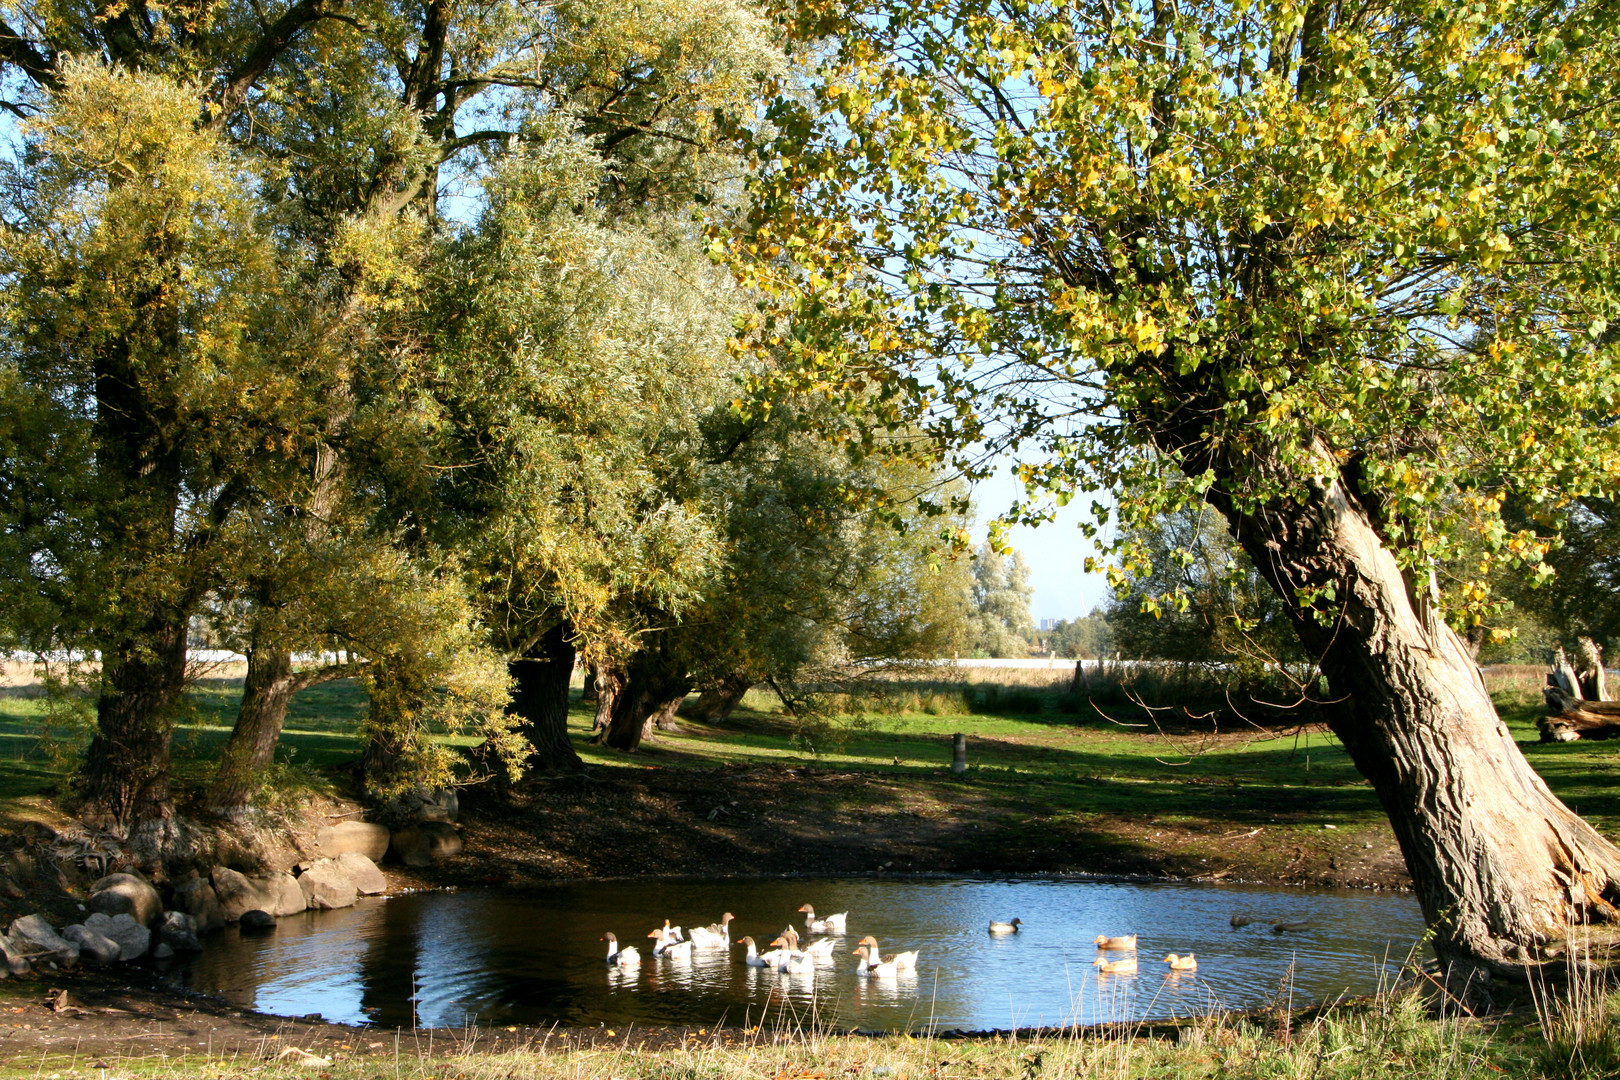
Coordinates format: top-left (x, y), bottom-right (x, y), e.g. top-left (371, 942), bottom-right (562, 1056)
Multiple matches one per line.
top-left (737, 0), bottom-right (1620, 973)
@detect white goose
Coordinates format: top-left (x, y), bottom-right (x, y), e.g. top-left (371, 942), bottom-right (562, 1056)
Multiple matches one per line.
top-left (688, 913), bottom-right (735, 949)
top-left (648, 923), bottom-right (693, 960)
top-left (851, 944), bottom-right (898, 977)
top-left (601, 932), bottom-right (641, 967)
top-left (798, 904), bottom-right (848, 934)
top-left (738, 935), bottom-right (776, 968)
top-left (856, 935), bottom-right (918, 972)
top-left (769, 932), bottom-right (816, 975)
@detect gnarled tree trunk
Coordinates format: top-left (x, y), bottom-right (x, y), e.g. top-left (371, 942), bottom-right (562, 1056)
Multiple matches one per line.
top-left (590, 662), bottom-right (623, 736)
top-left (76, 617), bottom-right (188, 827)
top-left (507, 621), bottom-right (583, 771)
top-left (691, 674), bottom-right (754, 723)
top-left (604, 642), bottom-right (691, 752)
top-left (1207, 446), bottom-right (1620, 972)
top-left (207, 645), bottom-right (368, 812)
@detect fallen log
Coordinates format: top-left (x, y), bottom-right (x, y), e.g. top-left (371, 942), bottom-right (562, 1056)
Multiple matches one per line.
top-left (1540, 686), bottom-right (1620, 741)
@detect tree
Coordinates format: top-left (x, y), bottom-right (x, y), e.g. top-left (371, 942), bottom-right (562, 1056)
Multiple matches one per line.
top-left (737, 0), bottom-right (1620, 973)
top-left (1048, 609), bottom-right (1113, 660)
top-left (968, 542), bottom-right (1034, 658)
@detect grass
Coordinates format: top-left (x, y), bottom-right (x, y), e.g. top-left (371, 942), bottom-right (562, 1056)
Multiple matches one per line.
top-left (0, 990), bottom-right (1614, 1080)
top-left (2, 662), bottom-right (1612, 847)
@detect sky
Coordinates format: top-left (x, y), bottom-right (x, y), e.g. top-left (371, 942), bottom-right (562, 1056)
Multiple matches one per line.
top-left (970, 461), bottom-right (1111, 623)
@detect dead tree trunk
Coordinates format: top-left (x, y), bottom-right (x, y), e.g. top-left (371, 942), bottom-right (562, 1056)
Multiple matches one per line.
top-left (208, 645), bottom-right (368, 812)
top-left (1201, 442), bottom-right (1620, 972)
top-left (692, 675), bottom-right (753, 723)
top-left (1575, 637), bottom-right (1608, 702)
top-left (507, 622), bottom-right (583, 772)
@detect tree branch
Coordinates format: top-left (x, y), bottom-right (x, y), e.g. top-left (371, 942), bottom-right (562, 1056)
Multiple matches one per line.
top-left (0, 18), bottom-right (57, 89)
top-left (203, 0), bottom-right (345, 132)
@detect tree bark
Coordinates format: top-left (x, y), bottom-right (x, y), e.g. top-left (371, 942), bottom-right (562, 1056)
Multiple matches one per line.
top-left (581, 664), bottom-right (600, 704)
top-left (507, 621), bottom-right (583, 772)
top-left (604, 644), bottom-right (691, 752)
top-left (1575, 637), bottom-right (1608, 702)
top-left (207, 647), bottom-right (369, 812)
top-left (75, 616), bottom-right (188, 827)
top-left (691, 675), bottom-right (753, 723)
top-left (1203, 445), bottom-right (1620, 970)
top-left (590, 662), bottom-right (623, 736)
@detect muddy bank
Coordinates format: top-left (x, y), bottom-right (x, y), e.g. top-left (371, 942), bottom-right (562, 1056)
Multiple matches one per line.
top-left (412, 761), bottom-right (1411, 892)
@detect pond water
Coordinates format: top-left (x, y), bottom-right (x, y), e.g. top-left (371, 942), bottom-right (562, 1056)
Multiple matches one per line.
top-left (176, 878), bottom-right (1425, 1032)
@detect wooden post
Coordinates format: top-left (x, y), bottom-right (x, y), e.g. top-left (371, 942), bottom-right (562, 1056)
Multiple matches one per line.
top-left (952, 732), bottom-right (967, 774)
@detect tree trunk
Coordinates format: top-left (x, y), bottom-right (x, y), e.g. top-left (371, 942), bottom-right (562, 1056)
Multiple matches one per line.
top-left (604, 644), bottom-right (691, 752)
top-left (1205, 445), bottom-right (1620, 971)
top-left (1575, 637), bottom-right (1608, 702)
top-left (581, 664), bottom-right (600, 704)
top-left (508, 622), bottom-right (583, 772)
top-left (590, 662), bottom-right (623, 736)
top-left (75, 617), bottom-right (188, 827)
top-left (207, 647), bottom-right (369, 812)
top-left (691, 675), bottom-right (754, 723)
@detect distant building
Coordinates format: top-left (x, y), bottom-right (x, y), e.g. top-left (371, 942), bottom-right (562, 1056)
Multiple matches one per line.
top-left (1039, 618), bottom-right (1059, 631)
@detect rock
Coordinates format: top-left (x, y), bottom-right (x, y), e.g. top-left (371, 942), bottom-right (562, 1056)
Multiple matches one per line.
top-left (88, 872), bottom-right (163, 927)
top-left (390, 822), bottom-right (462, 868)
top-left (6, 915), bottom-right (78, 968)
top-left (336, 852), bottom-right (386, 895)
top-left (296, 859), bottom-right (357, 910)
top-left (386, 785), bottom-right (459, 824)
top-left (315, 821), bottom-right (391, 862)
top-left (152, 942), bottom-right (174, 960)
top-left (240, 910), bottom-right (276, 931)
top-left (61, 924), bottom-right (121, 964)
top-left (0, 933), bottom-right (30, 976)
top-left (157, 910), bottom-right (202, 951)
top-left (211, 866), bottom-right (263, 922)
top-left (173, 875), bottom-right (224, 932)
top-left (84, 912), bottom-right (150, 960)
top-left (257, 872), bottom-right (307, 916)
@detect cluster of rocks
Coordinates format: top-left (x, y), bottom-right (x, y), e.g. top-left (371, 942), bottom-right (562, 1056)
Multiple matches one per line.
top-left (0, 790), bottom-right (467, 978)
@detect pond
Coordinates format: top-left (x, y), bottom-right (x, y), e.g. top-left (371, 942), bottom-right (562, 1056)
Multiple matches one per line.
top-left (175, 877), bottom-right (1425, 1032)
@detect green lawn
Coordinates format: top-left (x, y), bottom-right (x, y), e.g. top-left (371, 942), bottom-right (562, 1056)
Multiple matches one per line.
top-left (1, 668), bottom-right (1610, 842)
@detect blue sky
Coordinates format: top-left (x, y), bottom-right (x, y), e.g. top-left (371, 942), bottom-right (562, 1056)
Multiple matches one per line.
top-left (971, 461), bottom-right (1110, 622)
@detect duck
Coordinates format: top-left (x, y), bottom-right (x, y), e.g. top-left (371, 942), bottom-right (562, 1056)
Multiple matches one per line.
top-left (737, 935), bottom-right (775, 968)
top-left (856, 935), bottom-right (918, 972)
top-left (1163, 953), bottom-right (1197, 972)
top-left (1093, 955), bottom-right (1138, 974)
top-left (851, 944), bottom-right (899, 977)
top-left (769, 933), bottom-right (816, 974)
top-left (1272, 921), bottom-right (1309, 934)
top-left (601, 932), bottom-right (641, 967)
top-left (1230, 914), bottom-right (1252, 929)
top-left (687, 913), bottom-right (735, 949)
top-left (989, 918), bottom-right (1023, 934)
top-left (1094, 934), bottom-right (1137, 950)
top-left (648, 924), bottom-right (693, 960)
top-left (798, 904), bottom-right (848, 934)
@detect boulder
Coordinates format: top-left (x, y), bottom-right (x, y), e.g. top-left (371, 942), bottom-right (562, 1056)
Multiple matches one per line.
top-left (6, 915), bottom-right (78, 968)
top-left (240, 909), bottom-right (276, 931)
top-left (152, 942), bottom-right (174, 960)
top-left (336, 852), bottom-right (386, 895)
top-left (61, 924), bottom-right (121, 964)
top-left (88, 872), bottom-right (163, 927)
top-left (173, 876), bottom-right (224, 932)
top-left (157, 910), bottom-right (202, 952)
top-left (84, 912), bottom-right (150, 960)
top-left (257, 872), bottom-right (307, 916)
top-left (390, 822), bottom-right (462, 868)
top-left (296, 859), bottom-right (357, 910)
top-left (211, 866), bottom-right (262, 922)
top-left (315, 821), bottom-right (391, 862)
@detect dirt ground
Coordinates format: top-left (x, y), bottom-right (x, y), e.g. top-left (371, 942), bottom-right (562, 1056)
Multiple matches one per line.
top-left (410, 760), bottom-right (1410, 892)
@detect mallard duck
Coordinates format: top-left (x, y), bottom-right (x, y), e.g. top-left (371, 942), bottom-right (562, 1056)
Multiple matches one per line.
top-left (989, 918), bottom-right (1023, 934)
top-left (738, 935), bottom-right (774, 968)
top-left (648, 924), bottom-right (693, 960)
top-left (852, 944), bottom-right (898, 977)
top-left (857, 935), bottom-right (918, 971)
top-left (1093, 955), bottom-right (1138, 974)
top-left (1094, 934), bottom-right (1137, 950)
top-left (798, 904), bottom-right (848, 933)
top-left (1163, 953), bottom-right (1197, 972)
top-left (688, 913), bottom-right (735, 949)
top-left (601, 933), bottom-right (641, 967)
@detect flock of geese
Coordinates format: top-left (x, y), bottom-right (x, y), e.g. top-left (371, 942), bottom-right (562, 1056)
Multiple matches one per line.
top-left (600, 905), bottom-right (1203, 978)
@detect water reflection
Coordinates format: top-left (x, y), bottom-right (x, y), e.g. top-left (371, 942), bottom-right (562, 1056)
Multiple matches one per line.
top-left (175, 878), bottom-right (1424, 1031)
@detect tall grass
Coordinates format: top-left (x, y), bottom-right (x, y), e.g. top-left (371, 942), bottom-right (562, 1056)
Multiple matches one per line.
top-left (1529, 932), bottom-right (1620, 1079)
